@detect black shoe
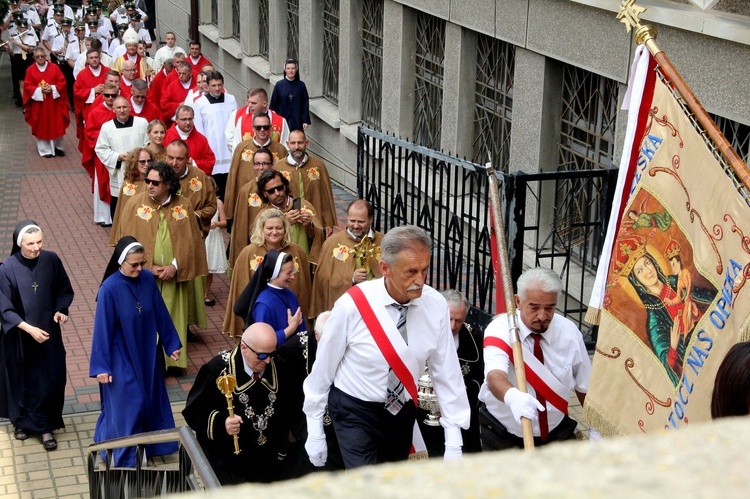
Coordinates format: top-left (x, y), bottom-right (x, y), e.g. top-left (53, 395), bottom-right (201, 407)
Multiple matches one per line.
top-left (43, 154), bottom-right (54, 158)
top-left (204, 298), bottom-right (216, 307)
top-left (187, 329), bottom-right (199, 343)
top-left (14, 427), bottom-right (29, 440)
top-left (54, 148), bottom-right (66, 157)
top-left (41, 433), bottom-right (57, 451)
top-left (165, 366), bottom-right (185, 377)
top-left (99, 222), bottom-right (112, 227)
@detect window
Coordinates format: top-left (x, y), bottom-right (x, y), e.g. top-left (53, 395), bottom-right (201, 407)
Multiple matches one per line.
top-left (558, 64), bottom-right (619, 171)
top-left (361, 0), bottom-right (384, 128)
top-left (286, 0), bottom-right (299, 61)
top-left (322, 0), bottom-right (340, 104)
top-left (413, 12), bottom-right (446, 150)
top-left (231, 0), bottom-right (240, 40)
top-left (259, 0), bottom-right (269, 58)
top-left (211, 0), bottom-right (218, 25)
top-left (473, 35), bottom-right (515, 172)
top-left (711, 113), bottom-right (750, 165)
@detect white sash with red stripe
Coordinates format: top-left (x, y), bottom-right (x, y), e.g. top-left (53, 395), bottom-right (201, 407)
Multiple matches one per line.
top-left (484, 335), bottom-right (569, 414)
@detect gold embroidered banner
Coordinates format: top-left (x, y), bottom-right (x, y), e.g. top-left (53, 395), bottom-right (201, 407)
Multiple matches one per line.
top-left (584, 69), bottom-right (750, 436)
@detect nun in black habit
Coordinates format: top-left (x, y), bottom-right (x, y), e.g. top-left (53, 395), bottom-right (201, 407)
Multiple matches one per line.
top-left (0, 220), bottom-right (74, 451)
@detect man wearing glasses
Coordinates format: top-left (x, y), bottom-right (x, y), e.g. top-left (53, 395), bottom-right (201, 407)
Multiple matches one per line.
top-left (114, 162), bottom-right (207, 376)
top-left (95, 96), bottom-right (148, 219)
top-left (225, 87), bottom-right (290, 153)
top-left (164, 105), bottom-right (216, 177)
top-left (183, 322), bottom-right (301, 484)
top-left (225, 114), bottom-right (288, 225)
top-left (83, 78), bottom-right (118, 226)
top-left (129, 78), bottom-right (159, 122)
top-left (165, 139), bottom-right (217, 238)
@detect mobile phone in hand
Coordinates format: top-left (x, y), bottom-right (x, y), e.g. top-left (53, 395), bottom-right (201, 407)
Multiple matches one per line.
top-left (292, 197), bottom-right (301, 211)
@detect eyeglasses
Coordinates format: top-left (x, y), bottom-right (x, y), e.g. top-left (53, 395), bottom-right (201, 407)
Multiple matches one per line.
top-left (253, 161), bottom-right (273, 167)
top-left (242, 340), bottom-right (276, 360)
top-left (125, 260), bottom-right (147, 268)
top-left (137, 159), bottom-right (151, 165)
top-left (253, 124), bottom-right (271, 131)
top-left (264, 185), bottom-right (285, 195)
top-left (144, 178), bottom-right (163, 186)
top-left (103, 93), bottom-right (117, 98)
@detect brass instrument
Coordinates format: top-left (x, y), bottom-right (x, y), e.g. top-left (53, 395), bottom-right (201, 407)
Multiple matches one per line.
top-left (216, 373), bottom-right (241, 455)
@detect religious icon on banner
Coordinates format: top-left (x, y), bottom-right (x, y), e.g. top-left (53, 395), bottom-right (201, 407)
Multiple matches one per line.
top-left (604, 192), bottom-right (717, 387)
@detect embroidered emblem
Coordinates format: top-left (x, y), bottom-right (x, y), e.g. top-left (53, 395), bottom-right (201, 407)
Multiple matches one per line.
top-left (189, 177), bottom-right (202, 192)
top-left (280, 170), bottom-right (291, 182)
top-left (242, 131), bottom-right (253, 142)
top-left (172, 205), bottom-right (187, 221)
top-left (123, 183), bottom-right (137, 196)
top-left (271, 152), bottom-right (279, 162)
top-left (136, 204), bottom-right (153, 221)
top-left (293, 256), bottom-right (300, 274)
top-left (250, 255), bottom-right (265, 271)
top-left (248, 193), bottom-right (262, 207)
top-left (333, 244), bottom-right (350, 262)
top-left (374, 245), bottom-right (382, 261)
top-left (301, 207), bottom-right (314, 217)
top-left (461, 362), bottom-right (471, 376)
top-left (307, 167), bottom-right (320, 181)
top-left (270, 128), bottom-right (281, 143)
top-left (241, 148), bottom-right (253, 162)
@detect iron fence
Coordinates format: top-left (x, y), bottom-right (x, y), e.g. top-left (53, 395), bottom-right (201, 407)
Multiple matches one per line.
top-left (87, 427), bottom-right (220, 497)
top-left (357, 126), bottom-right (616, 348)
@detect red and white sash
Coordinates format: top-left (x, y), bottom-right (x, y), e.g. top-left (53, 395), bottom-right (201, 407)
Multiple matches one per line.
top-left (484, 335), bottom-right (569, 414)
top-left (347, 286), bottom-right (428, 458)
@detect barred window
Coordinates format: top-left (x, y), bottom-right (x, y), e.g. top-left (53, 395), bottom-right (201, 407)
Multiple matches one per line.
top-left (322, 0), bottom-right (340, 104)
top-left (413, 12), bottom-right (445, 150)
top-left (711, 113), bottom-right (750, 164)
top-left (231, 0), bottom-right (240, 40)
top-left (473, 35), bottom-right (515, 172)
top-left (259, 0), bottom-right (270, 59)
top-left (361, 0), bottom-right (384, 128)
top-left (211, 0), bottom-right (218, 25)
top-left (558, 64), bottom-right (619, 171)
top-left (286, 0), bottom-right (299, 61)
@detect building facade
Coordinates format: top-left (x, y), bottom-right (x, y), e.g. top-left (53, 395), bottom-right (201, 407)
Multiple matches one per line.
top-left (154, 0), bottom-right (750, 191)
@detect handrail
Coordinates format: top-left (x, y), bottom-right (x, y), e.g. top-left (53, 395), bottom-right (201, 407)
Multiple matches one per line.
top-left (87, 425), bottom-right (221, 492)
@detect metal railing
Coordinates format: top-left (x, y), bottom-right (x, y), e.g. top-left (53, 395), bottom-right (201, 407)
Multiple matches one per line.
top-left (87, 426), bottom-right (220, 497)
top-left (357, 126), bottom-right (616, 348)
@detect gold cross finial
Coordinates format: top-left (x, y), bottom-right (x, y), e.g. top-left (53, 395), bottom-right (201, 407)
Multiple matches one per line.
top-left (617, 0), bottom-right (647, 33)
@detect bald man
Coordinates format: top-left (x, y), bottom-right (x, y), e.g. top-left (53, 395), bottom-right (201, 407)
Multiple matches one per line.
top-left (183, 322), bottom-right (303, 485)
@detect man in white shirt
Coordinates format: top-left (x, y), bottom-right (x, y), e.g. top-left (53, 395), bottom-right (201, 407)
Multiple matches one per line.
top-left (152, 31), bottom-right (185, 72)
top-left (478, 267), bottom-right (592, 450)
top-left (95, 96), bottom-right (149, 218)
top-left (303, 225), bottom-right (471, 468)
top-left (192, 71), bottom-right (237, 199)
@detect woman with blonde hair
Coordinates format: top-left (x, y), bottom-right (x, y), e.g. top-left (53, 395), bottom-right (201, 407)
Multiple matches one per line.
top-left (109, 147), bottom-right (155, 245)
top-left (145, 119), bottom-right (167, 162)
top-left (222, 209), bottom-right (311, 340)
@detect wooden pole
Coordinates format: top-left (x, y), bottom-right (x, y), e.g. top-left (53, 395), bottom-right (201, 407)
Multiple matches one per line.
top-left (629, 18), bottom-right (750, 191)
top-left (486, 165), bottom-right (535, 450)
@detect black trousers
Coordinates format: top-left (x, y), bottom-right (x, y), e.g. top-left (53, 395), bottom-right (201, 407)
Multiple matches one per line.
top-left (328, 386), bottom-right (415, 469)
top-left (478, 403), bottom-right (578, 451)
top-left (212, 172), bottom-right (228, 201)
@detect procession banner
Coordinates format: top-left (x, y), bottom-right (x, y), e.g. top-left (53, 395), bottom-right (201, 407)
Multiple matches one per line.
top-left (583, 47), bottom-right (750, 436)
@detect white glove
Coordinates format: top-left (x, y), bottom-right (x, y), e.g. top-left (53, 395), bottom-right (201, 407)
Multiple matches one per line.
top-left (503, 387), bottom-right (545, 425)
top-left (444, 445), bottom-right (462, 461)
top-left (305, 417), bottom-right (328, 467)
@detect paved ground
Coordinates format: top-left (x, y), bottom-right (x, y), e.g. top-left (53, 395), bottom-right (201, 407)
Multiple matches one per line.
top-left (0, 55), bottom-right (586, 497)
top-left (0, 54), bottom-right (358, 498)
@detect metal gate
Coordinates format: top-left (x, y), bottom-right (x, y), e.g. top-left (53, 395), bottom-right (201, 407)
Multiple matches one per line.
top-left (357, 126), bottom-right (617, 348)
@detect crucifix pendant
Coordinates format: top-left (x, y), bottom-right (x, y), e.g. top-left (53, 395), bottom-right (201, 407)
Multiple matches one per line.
top-left (136, 302), bottom-right (142, 315)
top-left (31, 281), bottom-right (38, 294)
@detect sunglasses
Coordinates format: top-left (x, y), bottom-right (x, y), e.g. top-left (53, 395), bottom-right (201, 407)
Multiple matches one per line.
top-left (253, 161), bottom-right (273, 167)
top-left (253, 124), bottom-right (271, 131)
top-left (103, 93), bottom-right (117, 98)
top-left (265, 185), bottom-right (285, 194)
top-left (138, 159), bottom-right (151, 165)
top-left (144, 178), bottom-right (163, 186)
top-left (242, 340), bottom-right (276, 360)
top-left (125, 260), bottom-right (147, 268)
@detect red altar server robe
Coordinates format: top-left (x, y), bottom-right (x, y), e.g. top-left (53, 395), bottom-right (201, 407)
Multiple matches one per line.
top-left (164, 124), bottom-right (216, 176)
top-left (23, 62), bottom-right (70, 141)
